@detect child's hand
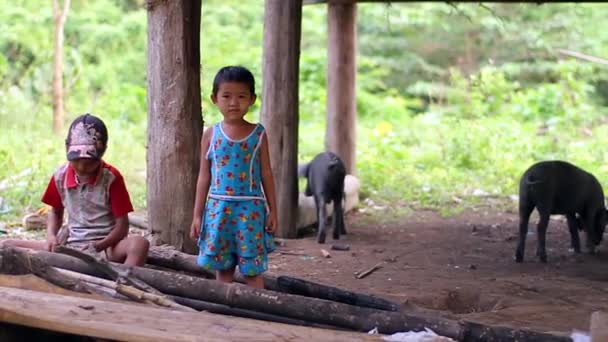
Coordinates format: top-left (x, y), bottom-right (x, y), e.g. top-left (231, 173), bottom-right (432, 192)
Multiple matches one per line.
top-left (265, 211), bottom-right (277, 234)
top-left (45, 235), bottom-right (58, 252)
top-left (190, 218), bottom-right (201, 241)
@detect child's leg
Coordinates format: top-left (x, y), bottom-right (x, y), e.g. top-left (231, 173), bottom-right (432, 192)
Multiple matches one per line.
top-left (0, 239), bottom-right (47, 250)
top-left (217, 268), bottom-right (236, 283)
top-left (108, 235), bottom-right (150, 266)
top-left (244, 274), bottom-right (264, 289)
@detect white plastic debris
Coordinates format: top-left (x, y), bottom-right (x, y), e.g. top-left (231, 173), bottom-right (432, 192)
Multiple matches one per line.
top-left (570, 330), bottom-right (590, 342)
top-left (368, 327), bottom-right (455, 342)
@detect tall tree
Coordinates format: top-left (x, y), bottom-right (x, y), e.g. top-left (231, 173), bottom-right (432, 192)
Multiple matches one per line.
top-left (52, 0), bottom-right (70, 135)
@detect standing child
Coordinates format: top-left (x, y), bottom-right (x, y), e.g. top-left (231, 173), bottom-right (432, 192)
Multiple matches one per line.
top-left (1, 114), bottom-right (149, 267)
top-left (189, 66), bottom-right (277, 289)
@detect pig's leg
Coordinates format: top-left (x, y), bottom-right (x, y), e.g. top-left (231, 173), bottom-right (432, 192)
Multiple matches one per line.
top-left (582, 209), bottom-right (596, 255)
top-left (332, 197), bottom-right (344, 240)
top-left (515, 204), bottom-right (534, 263)
top-left (339, 194), bottom-right (347, 235)
top-left (566, 214), bottom-right (581, 253)
top-left (315, 195), bottom-right (327, 244)
top-left (535, 210), bottom-right (550, 263)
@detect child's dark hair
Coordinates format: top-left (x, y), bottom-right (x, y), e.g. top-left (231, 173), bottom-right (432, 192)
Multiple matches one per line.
top-left (212, 66), bottom-right (256, 96)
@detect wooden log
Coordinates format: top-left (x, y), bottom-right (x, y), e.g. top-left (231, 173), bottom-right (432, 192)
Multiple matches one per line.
top-left (56, 268), bottom-right (195, 312)
top-left (146, 0), bottom-right (202, 254)
top-left (56, 245), bottom-right (163, 295)
top-left (261, 0), bottom-right (302, 239)
top-left (0, 286), bottom-right (381, 342)
top-left (10, 248), bottom-right (573, 341)
top-left (327, 1), bottom-right (357, 174)
top-left (147, 246), bottom-right (280, 290)
top-left (277, 276), bottom-right (400, 311)
top-left (170, 295), bottom-right (346, 331)
top-left (0, 247), bottom-right (99, 295)
top-left (127, 268), bottom-right (465, 338)
top-left (462, 321), bottom-right (572, 342)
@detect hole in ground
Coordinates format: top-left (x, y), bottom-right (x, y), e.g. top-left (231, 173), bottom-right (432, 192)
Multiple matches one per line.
top-left (411, 289), bottom-right (504, 314)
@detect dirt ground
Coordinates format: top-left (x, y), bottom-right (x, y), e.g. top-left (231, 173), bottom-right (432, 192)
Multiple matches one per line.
top-left (268, 206), bottom-right (608, 337)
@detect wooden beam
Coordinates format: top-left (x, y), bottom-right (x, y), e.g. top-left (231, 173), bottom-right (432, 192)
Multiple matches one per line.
top-left (326, 1), bottom-right (357, 174)
top-left (305, 0), bottom-right (546, 4)
top-left (261, 0), bottom-right (303, 239)
top-left (146, 0), bottom-right (203, 253)
top-left (0, 287), bottom-right (381, 342)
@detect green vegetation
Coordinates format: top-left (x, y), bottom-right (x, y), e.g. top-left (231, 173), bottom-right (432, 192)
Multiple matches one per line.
top-left (1, 1), bottom-right (608, 220)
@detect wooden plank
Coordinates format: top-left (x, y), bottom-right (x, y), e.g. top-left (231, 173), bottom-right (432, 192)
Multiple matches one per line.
top-left (304, 0), bottom-right (546, 4)
top-left (0, 287), bottom-right (381, 342)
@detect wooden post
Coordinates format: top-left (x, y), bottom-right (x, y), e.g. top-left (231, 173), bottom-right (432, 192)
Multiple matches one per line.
top-left (261, 0), bottom-right (302, 238)
top-left (145, 0), bottom-right (203, 253)
top-left (326, 1), bottom-right (357, 175)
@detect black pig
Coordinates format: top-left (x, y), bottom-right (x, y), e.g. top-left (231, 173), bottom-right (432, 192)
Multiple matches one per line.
top-left (298, 152), bottom-right (347, 244)
top-left (515, 160), bottom-right (607, 263)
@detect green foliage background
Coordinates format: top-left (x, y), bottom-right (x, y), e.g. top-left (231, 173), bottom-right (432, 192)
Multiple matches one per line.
top-left (1, 1), bottom-right (608, 219)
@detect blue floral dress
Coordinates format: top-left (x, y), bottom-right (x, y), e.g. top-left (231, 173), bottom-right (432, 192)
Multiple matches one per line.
top-left (197, 122), bottom-right (275, 276)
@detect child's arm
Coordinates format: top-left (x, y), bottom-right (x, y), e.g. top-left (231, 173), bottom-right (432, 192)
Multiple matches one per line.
top-left (94, 215), bottom-right (129, 252)
top-left (260, 133), bottom-right (278, 234)
top-left (46, 207), bottom-right (64, 251)
top-left (190, 127), bottom-right (213, 241)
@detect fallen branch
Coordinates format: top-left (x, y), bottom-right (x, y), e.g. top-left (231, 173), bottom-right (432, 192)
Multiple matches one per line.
top-left (55, 245), bottom-right (162, 295)
top-left (55, 268), bottom-right (195, 312)
top-left (557, 48), bottom-right (608, 66)
top-left (355, 262), bottom-right (383, 279)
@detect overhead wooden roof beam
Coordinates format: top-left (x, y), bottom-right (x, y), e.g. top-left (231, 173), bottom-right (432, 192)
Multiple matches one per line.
top-left (304, 0), bottom-right (546, 4)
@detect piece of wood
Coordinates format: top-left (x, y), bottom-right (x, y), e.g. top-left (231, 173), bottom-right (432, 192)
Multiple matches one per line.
top-left (590, 311), bottom-right (608, 342)
top-left (170, 295), bottom-right (346, 331)
top-left (276, 276), bottom-right (399, 311)
top-left (126, 268), bottom-right (464, 337)
top-left (1, 248), bottom-right (572, 341)
top-left (557, 49), bottom-right (608, 66)
top-left (261, 0), bottom-right (302, 239)
top-left (0, 246), bottom-right (99, 295)
top-left (331, 244), bottom-right (350, 251)
top-left (147, 245), bottom-right (281, 290)
top-left (56, 245), bottom-right (163, 295)
top-left (321, 249), bottom-right (331, 258)
top-left (55, 268), bottom-right (195, 312)
top-left (146, 0), bottom-right (202, 254)
top-left (0, 286), bottom-right (381, 342)
top-left (128, 213), bottom-right (148, 230)
top-left (355, 262), bottom-right (382, 279)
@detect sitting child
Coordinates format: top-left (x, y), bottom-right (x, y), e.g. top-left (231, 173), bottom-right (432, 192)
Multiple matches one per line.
top-left (1, 114), bottom-right (149, 266)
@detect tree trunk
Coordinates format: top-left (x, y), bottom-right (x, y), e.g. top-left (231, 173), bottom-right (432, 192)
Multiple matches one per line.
top-left (146, 0), bottom-right (203, 253)
top-left (52, 0), bottom-right (70, 135)
top-left (326, 2), bottom-right (357, 175)
top-left (261, 0), bottom-right (303, 239)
